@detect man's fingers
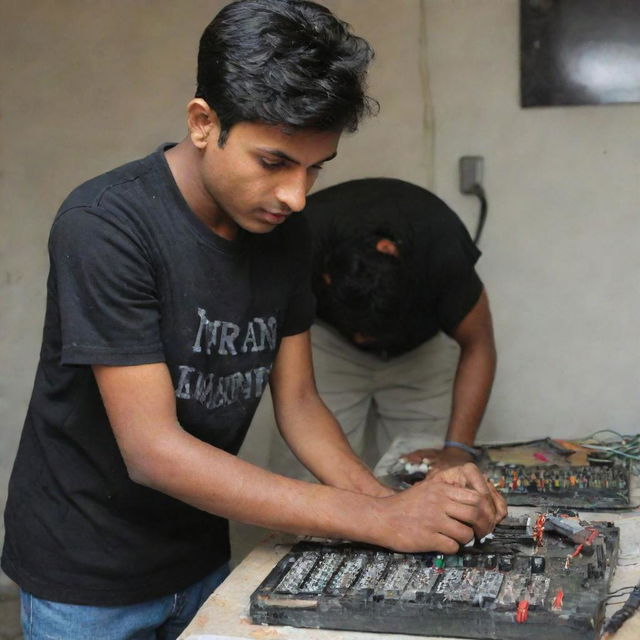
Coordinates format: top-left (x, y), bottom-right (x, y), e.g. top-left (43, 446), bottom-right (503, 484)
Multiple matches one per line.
top-left (446, 497), bottom-right (493, 539)
top-left (443, 501), bottom-right (483, 530)
top-left (429, 532), bottom-right (463, 555)
top-left (460, 463), bottom-right (492, 496)
top-left (438, 512), bottom-right (476, 545)
top-left (459, 464), bottom-right (510, 528)
top-left (425, 466), bottom-right (466, 487)
top-left (438, 483), bottom-right (484, 506)
top-left (435, 482), bottom-right (496, 538)
top-left (487, 481), bottom-right (508, 521)
top-left (470, 512), bottom-right (493, 540)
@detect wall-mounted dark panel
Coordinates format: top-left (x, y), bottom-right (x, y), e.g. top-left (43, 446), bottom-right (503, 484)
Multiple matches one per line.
top-left (521, 0), bottom-right (640, 107)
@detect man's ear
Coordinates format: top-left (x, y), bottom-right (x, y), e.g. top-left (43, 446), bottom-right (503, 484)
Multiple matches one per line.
top-left (376, 238), bottom-right (400, 257)
top-left (322, 273), bottom-right (332, 286)
top-left (186, 99), bottom-right (220, 149)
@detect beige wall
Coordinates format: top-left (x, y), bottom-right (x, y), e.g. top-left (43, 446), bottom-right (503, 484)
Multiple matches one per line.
top-left (1, 0), bottom-right (639, 574)
top-left (422, 0), bottom-right (640, 440)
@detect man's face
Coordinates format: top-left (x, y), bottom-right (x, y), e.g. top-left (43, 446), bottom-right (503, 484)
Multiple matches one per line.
top-left (199, 121), bottom-right (340, 237)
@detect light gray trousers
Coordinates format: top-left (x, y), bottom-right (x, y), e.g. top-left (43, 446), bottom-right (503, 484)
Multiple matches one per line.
top-left (266, 321), bottom-right (460, 480)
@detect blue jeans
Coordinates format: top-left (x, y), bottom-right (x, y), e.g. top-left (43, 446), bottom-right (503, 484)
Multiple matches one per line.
top-left (20, 564), bottom-right (229, 640)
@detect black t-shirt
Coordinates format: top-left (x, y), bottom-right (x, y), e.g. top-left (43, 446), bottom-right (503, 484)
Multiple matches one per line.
top-left (1, 144), bottom-right (315, 606)
top-left (304, 177), bottom-right (483, 358)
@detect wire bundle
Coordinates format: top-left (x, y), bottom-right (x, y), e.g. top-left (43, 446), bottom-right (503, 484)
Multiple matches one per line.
top-left (600, 581), bottom-right (640, 638)
top-left (575, 430), bottom-right (640, 475)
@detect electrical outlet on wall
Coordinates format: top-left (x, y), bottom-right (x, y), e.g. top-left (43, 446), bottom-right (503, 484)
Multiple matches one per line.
top-left (459, 156), bottom-right (484, 194)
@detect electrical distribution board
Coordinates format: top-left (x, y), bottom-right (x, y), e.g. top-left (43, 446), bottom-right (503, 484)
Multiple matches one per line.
top-left (250, 514), bottom-right (619, 640)
top-left (390, 439), bottom-right (631, 510)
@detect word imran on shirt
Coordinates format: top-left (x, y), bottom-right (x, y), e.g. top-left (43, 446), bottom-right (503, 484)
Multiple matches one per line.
top-left (192, 308), bottom-right (277, 355)
top-left (175, 308), bottom-right (279, 409)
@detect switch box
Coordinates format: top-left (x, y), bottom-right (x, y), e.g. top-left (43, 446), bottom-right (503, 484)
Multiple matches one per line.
top-left (459, 156), bottom-right (484, 194)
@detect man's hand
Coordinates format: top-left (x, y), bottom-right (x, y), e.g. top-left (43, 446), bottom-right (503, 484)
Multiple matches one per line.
top-left (370, 478), bottom-right (499, 554)
top-left (404, 446), bottom-right (475, 474)
top-left (424, 462), bottom-right (508, 537)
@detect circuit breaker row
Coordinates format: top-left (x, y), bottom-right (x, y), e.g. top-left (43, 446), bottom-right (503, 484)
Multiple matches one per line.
top-left (273, 549), bottom-right (559, 609)
top-left (487, 464), bottom-right (628, 493)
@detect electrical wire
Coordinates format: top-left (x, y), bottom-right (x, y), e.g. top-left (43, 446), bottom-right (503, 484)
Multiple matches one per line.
top-left (472, 185), bottom-right (487, 245)
top-left (600, 580), bottom-right (640, 638)
top-left (602, 585), bottom-right (635, 600)
top-left (572, 430), bottom-right (640, 473)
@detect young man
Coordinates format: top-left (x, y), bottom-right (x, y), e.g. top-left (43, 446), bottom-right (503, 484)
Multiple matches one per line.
top-left (2, 2), bottom-right (505, 638)
top-left (269, 177), bottom-right (497, 478)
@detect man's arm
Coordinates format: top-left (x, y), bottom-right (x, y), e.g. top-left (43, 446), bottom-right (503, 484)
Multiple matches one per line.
top-left (93, 335), bottom-right (500, 552)
top-left (404, 289), bottom-right (505, 521)
top-left (269, 330), bottom-right (389, 497)
top-left (270, 331), bottom-right (504, 533)
top-left (445, 287), bottom-right (496, 454)
top-left (407, 288), bottom-right (496, 471)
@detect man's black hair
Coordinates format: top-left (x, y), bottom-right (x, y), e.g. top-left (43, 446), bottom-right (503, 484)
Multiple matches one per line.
top-left (196, 0), bottom-right (378, 145)
top-left (315, 231), bottom-right (416, 349)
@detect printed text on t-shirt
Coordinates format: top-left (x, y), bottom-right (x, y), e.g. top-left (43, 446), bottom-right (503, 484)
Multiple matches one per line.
top-left (174, 307), bottom-right (277, 409)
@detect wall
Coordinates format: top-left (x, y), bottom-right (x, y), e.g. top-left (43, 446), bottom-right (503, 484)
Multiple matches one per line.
top-left (422, 0), bottom-right (640, 440)
top-left (1, 0), bottom-right (639, 577)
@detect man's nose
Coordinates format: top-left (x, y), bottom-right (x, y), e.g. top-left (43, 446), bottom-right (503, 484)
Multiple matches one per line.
top-left (274, 169), bottom-right (308, 213)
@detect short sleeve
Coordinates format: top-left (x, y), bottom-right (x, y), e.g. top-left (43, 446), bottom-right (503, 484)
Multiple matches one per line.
top-left (279, 216), bottom-right (316, 337)
top-left (50, 207), bottom-right (165, 366)
top-left (432, 228), bottom-right (484, 334)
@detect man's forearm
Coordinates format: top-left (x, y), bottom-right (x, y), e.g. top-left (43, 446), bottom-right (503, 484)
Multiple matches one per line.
top-left (445, 289), bottom-right (496, 448)
top-left (274, 391), bottom-right (392, 497)
top-left (134, 426), bottom-right (386, 538)
top-left (94, 362), bottom-right (500, 555)
top-left (130, 425), bottom-right (498, 553)
top-left (445, 339), bottom-right (496, 447)
top-left (266, 330), bottom-right (390, 497)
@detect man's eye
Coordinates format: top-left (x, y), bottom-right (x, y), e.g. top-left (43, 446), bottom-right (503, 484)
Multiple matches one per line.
top-left (259, 158), bottom-right (284, 169)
